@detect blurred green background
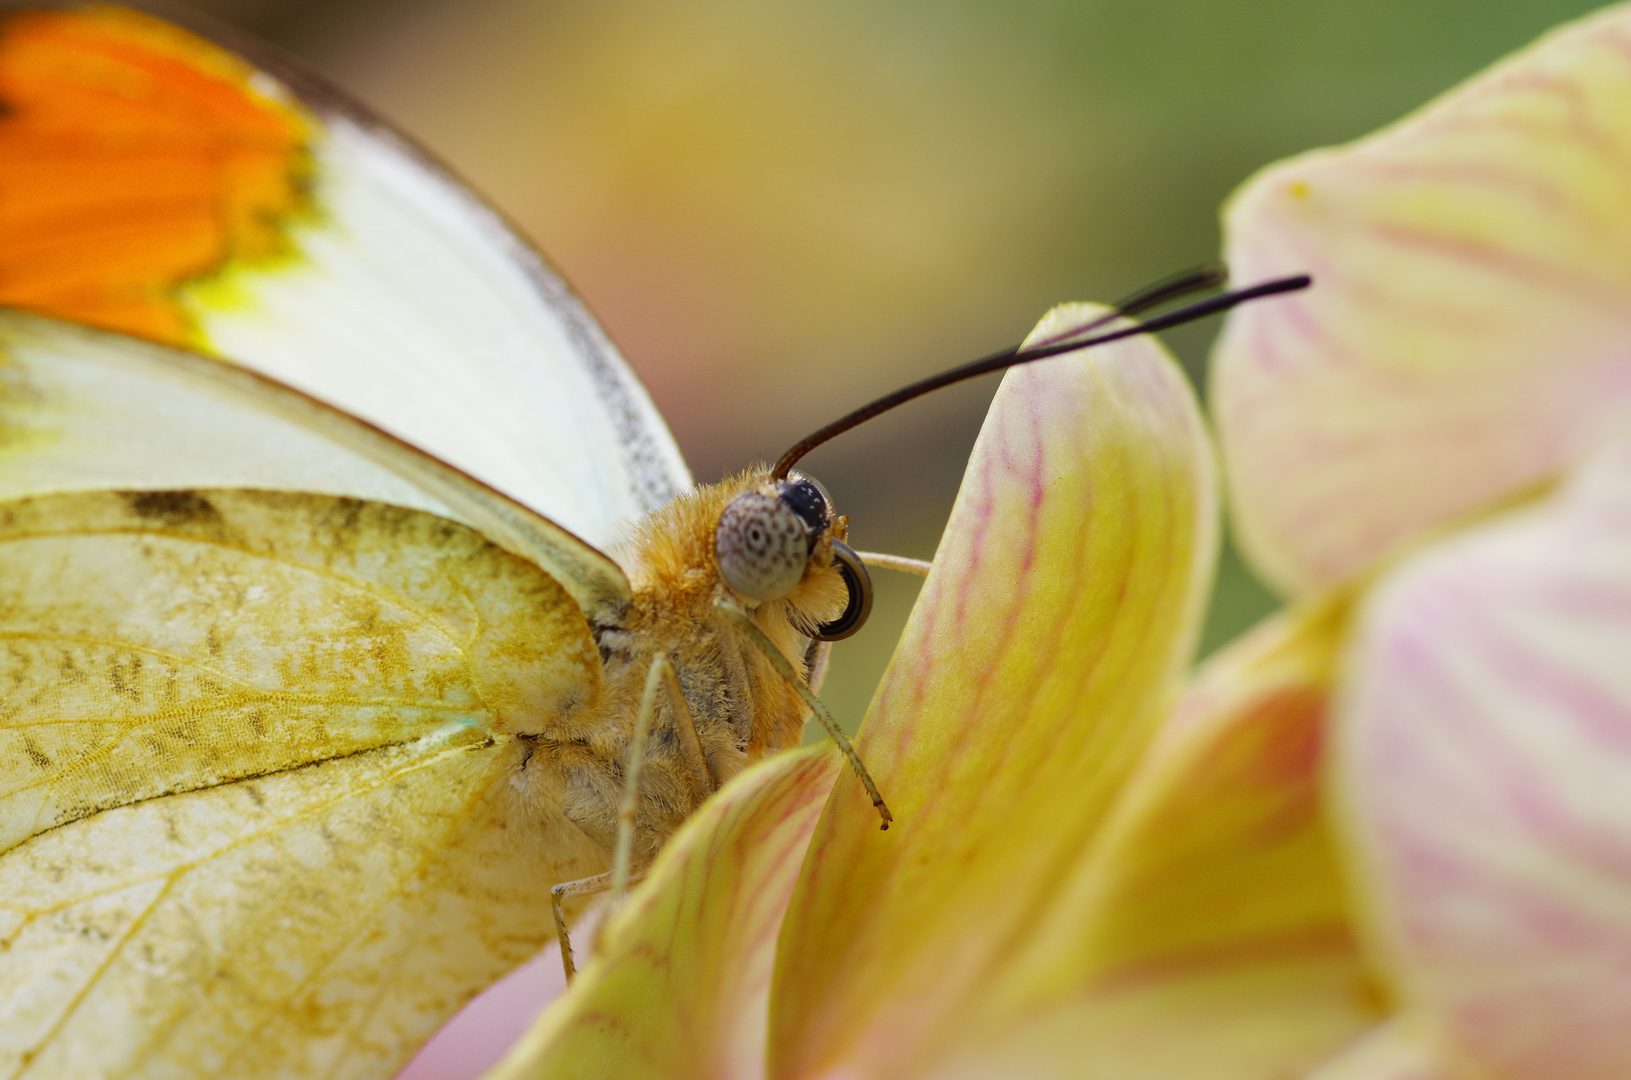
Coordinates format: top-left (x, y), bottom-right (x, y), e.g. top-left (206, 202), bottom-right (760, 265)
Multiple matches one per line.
top-left (181, 0), bottom-right (1605, 728)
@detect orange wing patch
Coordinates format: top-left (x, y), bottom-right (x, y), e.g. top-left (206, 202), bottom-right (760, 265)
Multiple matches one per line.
top-left (0, 5), bottom-right (310, 345)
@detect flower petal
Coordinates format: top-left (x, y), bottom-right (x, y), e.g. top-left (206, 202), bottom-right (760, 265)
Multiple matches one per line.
top-left (1213, 2), bottom-right (1631, 594)
top-left (769, 305), bottom-right (1218, 1078)
top-left (915, 959), bottom-right (1377, 1080)
top-left (1337, 438), bottom-right (1631, 1080)
top-left (1307, 1020), bottom-right (1464, 1080)
top-left (1068, 601), bottom-right (1354, 980)
top-left (914, 603), bottom-right (1378, 1079)
top-left (486, 744), bottom-right (841, 1080)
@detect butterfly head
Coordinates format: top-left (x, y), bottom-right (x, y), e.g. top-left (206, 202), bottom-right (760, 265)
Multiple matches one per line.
top-left (714, 471), bottom-right (871, 641)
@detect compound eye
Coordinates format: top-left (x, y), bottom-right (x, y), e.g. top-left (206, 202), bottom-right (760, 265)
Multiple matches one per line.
top-left (716, 490), bottom-right (810, 601)
top-left (813, 540), bottom-right (873, 641)
top-left (777, 471), bottom-right (832, 533)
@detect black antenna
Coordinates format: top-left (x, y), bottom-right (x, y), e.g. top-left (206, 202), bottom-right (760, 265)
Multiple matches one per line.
top-left (770, 270), bottom-right (1308, 480)
top-left (1027, 263), bottom-right (1226, 348)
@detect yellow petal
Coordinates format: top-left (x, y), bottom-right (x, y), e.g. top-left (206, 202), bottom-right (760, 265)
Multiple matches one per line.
top-left (485, 744), bottom-right (841, 1080)
top-left (769, 305), bottom-right (1218, 1078)
top-left (928, 601), bottom-right (1377, 1079)
top-left (1307, 1020), bottom-right (1466, 1080)
top-left (1213, 2), bottom-right (1631, 594)
top-left (1069, 601), bottom-right (1352, 974)
top-left (917, 960), bottom-right (1372, 1080)
top-left (1336, 437), bottom-right (1631, 1079)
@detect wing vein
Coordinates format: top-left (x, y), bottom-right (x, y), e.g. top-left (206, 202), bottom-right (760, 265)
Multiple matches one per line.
top-left (7, 878), bottom-right (177, 1080)
top-left (218, 762), bottom-right (513, 1079)
top-left (121, 738), bottom-right (505, 1074)
top-left (4, 727), bottom-right (497, 860)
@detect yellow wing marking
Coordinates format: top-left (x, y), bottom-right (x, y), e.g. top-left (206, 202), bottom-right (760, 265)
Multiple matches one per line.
top-left (0, 489), bottom-right (609, 1080)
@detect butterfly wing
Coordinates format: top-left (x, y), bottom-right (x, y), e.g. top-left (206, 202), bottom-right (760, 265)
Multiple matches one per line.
top-left (0, 486), bottom-right (610, 1079)
top-left (0, 2), bottom-right (690, 546)
top-left (0, 308), bottom-right (632, 616)
top-left (0, 8), bottom-right (659, 1071)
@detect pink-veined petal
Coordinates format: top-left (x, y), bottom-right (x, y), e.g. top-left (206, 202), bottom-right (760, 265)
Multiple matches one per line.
top-left (1337, 437), bottom-right (1631, 1080)
top-left (1063, 601), bottom-right (1355, 982)
top-left (485, 744), bottom-right (841, 1080)
top-left (769, 305), bottom-right (1218, 1079)
top-left (1213, 2), bottom-right (1631, 595)
top-left (906, 602), bottom-right (1380, 1079)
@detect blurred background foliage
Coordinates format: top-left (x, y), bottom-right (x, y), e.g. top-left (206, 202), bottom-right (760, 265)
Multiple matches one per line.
top-left (181, 0), bottom-right (1603, 728)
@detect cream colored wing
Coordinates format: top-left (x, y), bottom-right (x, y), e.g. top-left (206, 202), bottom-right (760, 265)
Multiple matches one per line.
top-left (0, 308), bottom-right (629, 619)
top-left (0, 488), bottom-right (607, 1080)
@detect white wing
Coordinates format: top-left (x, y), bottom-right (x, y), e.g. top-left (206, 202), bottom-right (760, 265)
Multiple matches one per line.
top-left (0, 309), bottom-right (632, 618)
top-left (187, 109), bottom-right (691, 546)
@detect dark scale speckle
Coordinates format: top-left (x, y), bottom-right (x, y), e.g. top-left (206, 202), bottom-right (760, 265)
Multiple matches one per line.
top-left (122, 490), bottom-right (222, 527)
top-left (107, 653), bottom-right (143, 699)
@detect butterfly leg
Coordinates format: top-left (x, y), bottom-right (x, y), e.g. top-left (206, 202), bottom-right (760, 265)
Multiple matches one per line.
top-left (654, 652), bottom-right (717, 800)
top-left (715, 599), bottom-right (893, 830)
top-left (608, 652), bottom-right (713, 890)
top-left (551, 649), bottom-right (712, 983)
top-left (854, 550), bottom-right (932, 577)
top-left (606, 654), bottom-right (665, 900)
top-left (551, 867), bottom-right (646, 982)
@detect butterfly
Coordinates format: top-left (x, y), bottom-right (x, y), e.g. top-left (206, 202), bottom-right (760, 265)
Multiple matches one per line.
top-left (0, 4), bottom-right (891, 1077)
